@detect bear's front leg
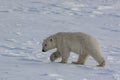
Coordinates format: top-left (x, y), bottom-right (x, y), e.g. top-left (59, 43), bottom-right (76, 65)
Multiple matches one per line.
top-left (59, 50), bottom-right (70, 64)
top-left (59, 57), bottom-right (68, 63)
top-left (50, 51), bottom-right (61, 62)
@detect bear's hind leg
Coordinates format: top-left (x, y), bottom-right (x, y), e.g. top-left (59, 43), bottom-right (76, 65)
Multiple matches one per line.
top-left (90, 50), bottom-right (106, 67)
top-left (59, 50), bottom-right (70, 63)
top-left (97, 59), bottom-right (105, 67)
top-left (50, 51), bottom-right (61, 62)
top-left (72, 53), bottom-right (89, 65)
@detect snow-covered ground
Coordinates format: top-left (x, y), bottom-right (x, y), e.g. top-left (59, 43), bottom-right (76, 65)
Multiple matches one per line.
top-left (0, 0), bottom-right (120, 80)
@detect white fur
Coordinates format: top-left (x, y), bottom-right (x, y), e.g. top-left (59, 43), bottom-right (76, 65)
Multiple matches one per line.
top-left (42, 32), bottom-right (105, 67)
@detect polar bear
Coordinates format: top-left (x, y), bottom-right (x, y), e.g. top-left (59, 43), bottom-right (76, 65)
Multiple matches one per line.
top-left (42, 32), bottom-right (105, 67)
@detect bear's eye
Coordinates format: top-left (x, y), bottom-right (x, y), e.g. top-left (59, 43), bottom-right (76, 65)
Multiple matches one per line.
top-left (50, 39), bottom-right (53, 42)
top-left (44, 44), bottom-right (47, 47)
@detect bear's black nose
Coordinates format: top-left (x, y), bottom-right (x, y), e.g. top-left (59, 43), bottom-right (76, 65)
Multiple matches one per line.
top-left (42, 49), bottom-right (46, 52)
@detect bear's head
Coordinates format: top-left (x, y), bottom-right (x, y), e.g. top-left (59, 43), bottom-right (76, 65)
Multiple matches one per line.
top-left (42, 36), bottom-right (56, 52)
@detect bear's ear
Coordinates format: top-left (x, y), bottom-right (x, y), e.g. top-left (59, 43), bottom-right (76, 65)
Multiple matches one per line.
top-left (50, 38), bottom-right (53, 42)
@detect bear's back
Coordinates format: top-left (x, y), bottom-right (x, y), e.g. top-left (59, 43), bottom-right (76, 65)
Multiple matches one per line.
top-left (54, 32), bottom-right (99, 49)
top-left (55, 32), bottom-right (93, 40)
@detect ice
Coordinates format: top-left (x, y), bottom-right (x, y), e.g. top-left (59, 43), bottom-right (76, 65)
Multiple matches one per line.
top-left (48, 73), bottom-right (63, 77)
top-left (97, 6), bottom-right (113, 10)
top-left (0, 0), bottom-right (120, 80)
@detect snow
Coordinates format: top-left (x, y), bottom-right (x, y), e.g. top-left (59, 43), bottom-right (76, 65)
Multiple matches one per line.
top-left (0, 0), bottom-right (120, 80)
